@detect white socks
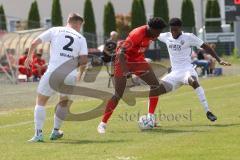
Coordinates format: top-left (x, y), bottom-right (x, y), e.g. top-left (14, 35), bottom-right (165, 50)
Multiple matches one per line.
top-left (33, 103), bottom-right (68, 136)
top-left (195, 86), bottom-right (210, 113)
top-left (34, 105), bottom-right (46, 136)
top-left (53, 115), bottom-right (62, 130)
top-left (53, 104), bottom-right (68, 130)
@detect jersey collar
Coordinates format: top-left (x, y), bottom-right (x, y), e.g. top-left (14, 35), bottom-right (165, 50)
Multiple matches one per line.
top-left (172, 32), bottom-right (183, 40)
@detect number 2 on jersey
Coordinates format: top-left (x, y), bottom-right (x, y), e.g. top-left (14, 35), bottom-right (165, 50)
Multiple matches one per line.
top-left (63, 35), bottom-right (74, 52)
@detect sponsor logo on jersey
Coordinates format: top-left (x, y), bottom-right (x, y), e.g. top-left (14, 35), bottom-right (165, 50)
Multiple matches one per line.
top-left (60, 52), bottom-right (74, 58)
top-left (169, 44), bottom-right (182, 51)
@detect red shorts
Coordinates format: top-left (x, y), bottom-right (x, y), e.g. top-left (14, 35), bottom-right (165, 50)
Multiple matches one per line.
top-left (114, 57), bottom-right (151, 77)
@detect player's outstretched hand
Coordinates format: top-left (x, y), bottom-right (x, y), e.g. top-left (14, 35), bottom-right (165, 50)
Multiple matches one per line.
top-left (24, 57), bottom-right (32, 69)
top-left (219, 60), bottom-right (231, 66)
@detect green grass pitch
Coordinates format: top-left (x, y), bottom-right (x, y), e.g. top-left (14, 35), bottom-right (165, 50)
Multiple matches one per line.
top-left (0, 75), bottom-right (240, 160)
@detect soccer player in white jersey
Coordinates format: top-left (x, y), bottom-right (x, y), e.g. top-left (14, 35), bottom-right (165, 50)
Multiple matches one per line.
top-left (145, 18), bottom-right (231, 125)
top-left (25, 13), bottom-right (88, 142)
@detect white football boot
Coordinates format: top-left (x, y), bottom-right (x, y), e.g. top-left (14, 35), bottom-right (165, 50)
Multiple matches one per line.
top-left (97, 122), bottom-right (107, 134)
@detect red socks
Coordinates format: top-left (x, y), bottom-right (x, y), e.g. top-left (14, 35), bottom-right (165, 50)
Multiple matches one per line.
top-left (148, 96), bottom-right (159, 114)
top-left (102, 96), bottom-right (158, 123)
top-left (102, 99), bottom-right (118, 123)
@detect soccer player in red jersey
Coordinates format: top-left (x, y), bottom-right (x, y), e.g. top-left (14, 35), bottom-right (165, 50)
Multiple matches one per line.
top-left (97, 17), bottom-right (167, 133)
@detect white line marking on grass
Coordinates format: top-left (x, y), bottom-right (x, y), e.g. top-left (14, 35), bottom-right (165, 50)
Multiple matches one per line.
top-left (0, 120), bottom-right (33, 129)
top-left (1, 81), bottom-right (240, 129)
top-left (141, 82), bottom-right (240, 101)
top-left (0, 91), bottom-right (36, 96)
top-left (0, 118), bottom-right (51, 129)
top-left (116, 156), bottom-right (138, 160)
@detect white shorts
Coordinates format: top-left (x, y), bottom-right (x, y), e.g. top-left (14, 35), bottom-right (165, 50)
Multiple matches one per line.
top-left (161, 68), bottom-right (198, 91)
top-left (37, 72), bottom-right (77, 97)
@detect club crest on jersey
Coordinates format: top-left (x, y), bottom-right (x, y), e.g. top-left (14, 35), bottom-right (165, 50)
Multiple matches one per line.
top-left (180, 40), bottom-right (185, 45)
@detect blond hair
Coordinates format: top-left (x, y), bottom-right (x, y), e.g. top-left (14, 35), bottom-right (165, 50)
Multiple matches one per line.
top-left (67, 13), bottom-right (84, 23)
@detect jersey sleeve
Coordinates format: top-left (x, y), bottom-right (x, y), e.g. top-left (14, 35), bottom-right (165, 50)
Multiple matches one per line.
top-left (37, 28), bottom-right (54, 42)
top-left (188, 33), bottom-right (204, 47)
top-left (158, 33), bottom-right (168, 43)
top-left (123, 29), bottom-right (144, 50)
top-left (79, 37), bottom-right (88, 56)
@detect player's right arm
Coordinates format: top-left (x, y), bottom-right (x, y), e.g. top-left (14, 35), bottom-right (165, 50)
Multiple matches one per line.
top-left (24, 38), bottom-right (42, 69)
top-left (77, 37), bottom-right (88, 81)
top-left (158, 33), bottom-right (168, 44)
top-left (118, 45), bottom-right (130, 77)
top-left (25, 28), bottom-right (53, 69)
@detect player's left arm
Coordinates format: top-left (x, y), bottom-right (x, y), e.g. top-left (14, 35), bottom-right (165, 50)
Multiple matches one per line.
top-left (189, 33), bottom-right (231, 66)
top-left (201, 43), bottom-right (231, 66)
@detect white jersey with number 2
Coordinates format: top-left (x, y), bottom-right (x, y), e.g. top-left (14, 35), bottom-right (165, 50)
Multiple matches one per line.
top-left (37, 26), bottom-right (88, 76)
top-left (158, 32), bottom-right (204, 71)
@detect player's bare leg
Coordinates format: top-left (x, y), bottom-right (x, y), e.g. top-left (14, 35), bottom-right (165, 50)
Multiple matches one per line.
top-left (28, 94), bottom-right (49, 142)
top-left (188, 76), bottom-right (217, 121)
top-left (138, 68), bottom-right (167, 127)
top-left (50, 96), bottom-right (69, 140)
top-left (98, 76), bottom-right (127, 133)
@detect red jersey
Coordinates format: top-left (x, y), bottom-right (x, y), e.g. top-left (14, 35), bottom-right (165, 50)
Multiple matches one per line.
top-left (18, 55), bottom-right (27, 65)
top-left (32, 58), bottom-right (46, 71)
top-left (118, 25), bottom-right (153, 61)
top-left (32, 54), bottom-right (37, 61)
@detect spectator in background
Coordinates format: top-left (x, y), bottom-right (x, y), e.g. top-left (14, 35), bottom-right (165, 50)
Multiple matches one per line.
top-left (0, 49), bottom-right (17, 73)
top-left (204, 43), bottom-right (217, 75)
top-left (0, 51), bottom-right (9, 72)
top-left (101, 31), bottom-right (118, 86)
top-left (102, 31), bottom-right (118, 63)
top-left (18, 48), bottom-right (32, 78)
top-left (32, 50), bottom-right (47, 81)
top-left (192, 49), bottom-right (210, 77)
top-left (103, 31), bottom-right (118, 73)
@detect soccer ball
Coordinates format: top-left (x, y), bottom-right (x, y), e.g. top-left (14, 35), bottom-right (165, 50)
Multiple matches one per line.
top-left (138, 115), bottom-right (154, 130)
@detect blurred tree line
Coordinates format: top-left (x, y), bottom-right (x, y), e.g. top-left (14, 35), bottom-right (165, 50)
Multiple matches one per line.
top-left (0, 0), bottom-right (223, 42)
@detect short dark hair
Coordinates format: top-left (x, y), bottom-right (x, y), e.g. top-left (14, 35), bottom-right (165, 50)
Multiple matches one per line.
top-left (169, 18), bottom-right (182, 27)
top-left (67, 13), bottom-right (84, 23)
top-left (148, 17), bottom-right (167, 30)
